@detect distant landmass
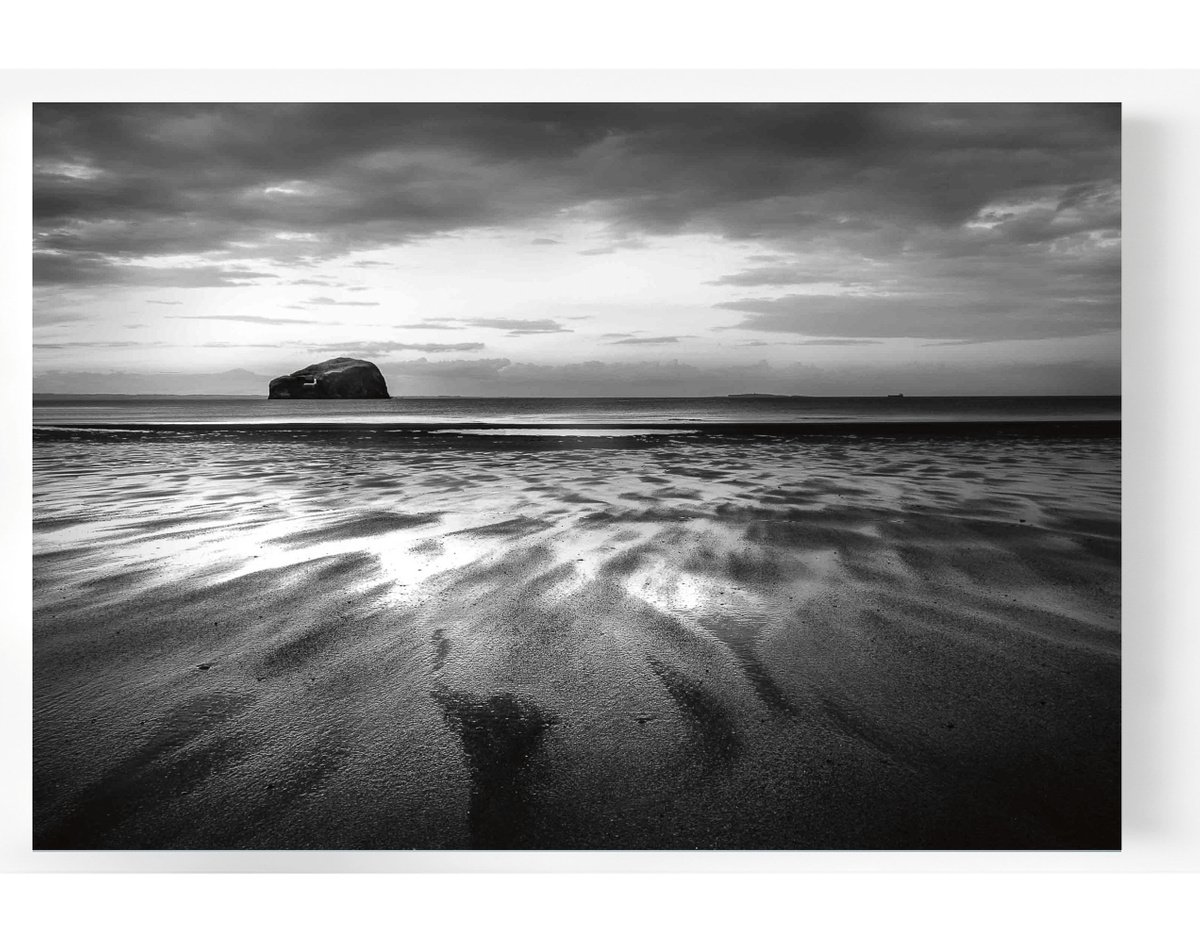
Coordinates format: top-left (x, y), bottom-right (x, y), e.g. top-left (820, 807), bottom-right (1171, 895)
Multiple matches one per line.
top-left (33, 368), bottom-right (270, 397)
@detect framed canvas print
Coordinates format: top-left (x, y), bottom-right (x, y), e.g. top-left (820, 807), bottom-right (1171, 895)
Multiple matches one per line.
top-left (31, 102), bottom-right (1120, 851)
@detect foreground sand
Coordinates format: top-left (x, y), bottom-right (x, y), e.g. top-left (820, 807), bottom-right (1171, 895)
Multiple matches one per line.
top-left (33, 428), bottom-right (1120, 849)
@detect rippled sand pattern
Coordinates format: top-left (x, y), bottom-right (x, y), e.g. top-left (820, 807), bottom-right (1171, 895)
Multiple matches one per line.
top-left (33, 430), bottom-right (1120, 849)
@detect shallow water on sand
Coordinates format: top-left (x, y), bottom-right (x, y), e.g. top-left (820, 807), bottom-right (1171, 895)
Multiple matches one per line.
top-left (33, 393), bottom-right (1121, 427)
top-left (33, 429), bottom-right (1120, 849)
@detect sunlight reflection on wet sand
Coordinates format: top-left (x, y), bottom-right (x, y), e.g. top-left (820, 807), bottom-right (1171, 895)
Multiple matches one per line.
top-left (33, 430), bottom-right (1120, 850)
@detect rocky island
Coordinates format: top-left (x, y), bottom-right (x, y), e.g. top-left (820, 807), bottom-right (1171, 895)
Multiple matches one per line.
top-left (268, 357), bottom-right (390, 399)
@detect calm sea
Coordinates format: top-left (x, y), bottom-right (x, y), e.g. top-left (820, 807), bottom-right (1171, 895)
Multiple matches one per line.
top-left (33, 395), bottom-right (1121, 429)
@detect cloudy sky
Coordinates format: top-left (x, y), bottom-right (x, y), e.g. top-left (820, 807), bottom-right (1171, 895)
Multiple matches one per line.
top-left (33, 103), bottom-right (1120, 396)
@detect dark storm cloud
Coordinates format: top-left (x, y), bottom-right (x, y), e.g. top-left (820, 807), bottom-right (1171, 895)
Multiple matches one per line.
top-left (32, 309), bottom-right (89, 326)
top-left (35, 340), bottom-right (169, 349)
top-left (392, 317), bottom-right (569, 334)
top-left (607, 335), bottom-right (682, 345)
top-left (394, 320), bottom-right (465, 331)
top-left (462, 318), bottom-right (568, 332)
top-left (414, 317), bottom-right (575, 335)
top-left (33, 103), bottom-right (1119, 293)
top-left (34, 251), bottom-right (278, 288)
top-left (709, 266), bottom-right (856, 287)
top-left (737, 338), bottom-right (881, 347)
top-left (300, 296), bottom-right (380, 307)
top-left (795, 338), bottom-right (883, 346)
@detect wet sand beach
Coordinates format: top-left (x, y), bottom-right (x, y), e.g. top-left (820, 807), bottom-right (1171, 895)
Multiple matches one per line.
top-left (33, 426), bottom-right (1120, 850)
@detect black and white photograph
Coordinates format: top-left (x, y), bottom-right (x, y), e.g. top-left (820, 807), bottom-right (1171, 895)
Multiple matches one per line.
top-left (31, 102), bottom-right (1121, 851)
